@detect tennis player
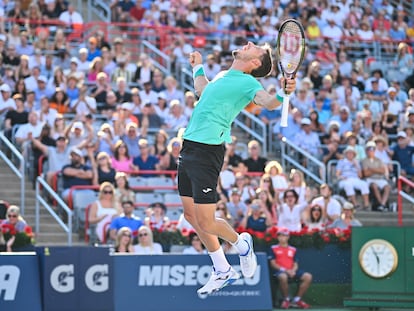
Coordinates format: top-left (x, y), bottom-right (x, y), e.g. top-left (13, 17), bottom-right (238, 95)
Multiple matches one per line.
top-left (178, 41), bottom-right (296, 295)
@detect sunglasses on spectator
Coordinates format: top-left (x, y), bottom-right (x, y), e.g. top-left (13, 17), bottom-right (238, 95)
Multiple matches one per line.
top-left (216, 207), bottom-right (225, 211)
top-left (263, 179), bottom-right (271, 182)
top-left (139, 233), bottom-right (148, 237)
top-left (8, 214), bottom-right (17, 218)
top-left (103, 190), bottom-right (113, 194)
top-left (122, 233), bottom-right (131, 237)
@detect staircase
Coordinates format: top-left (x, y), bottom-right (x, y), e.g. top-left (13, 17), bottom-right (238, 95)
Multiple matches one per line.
top-left (0, 159), bottom-right (80, 246)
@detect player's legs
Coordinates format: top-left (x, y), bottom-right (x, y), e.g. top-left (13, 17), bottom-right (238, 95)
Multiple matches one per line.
top-left (296, 272), bottom-right (312, 298)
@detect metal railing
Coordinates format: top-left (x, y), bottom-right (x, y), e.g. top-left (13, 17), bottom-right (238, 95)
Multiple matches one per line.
top-left (280, 137), bottom-right (326, 186)
top-left (234, 110), bottom-right (268, 157)
top-left (397, 176), bottom-right (414, 227)
top-left (35, 177), bottom-right (73, 245)
top-left (140, 40), bottom-right (172, 76)
top-left (180, 66), bottom-right (193, 94)
top-left (86, 0), bottom-right (111, 22)
top-left (0, 131), bottom-right (25, 214)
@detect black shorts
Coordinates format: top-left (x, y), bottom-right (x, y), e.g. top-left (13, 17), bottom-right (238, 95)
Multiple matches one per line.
top-left (178, 139), bottom-right (225, 204)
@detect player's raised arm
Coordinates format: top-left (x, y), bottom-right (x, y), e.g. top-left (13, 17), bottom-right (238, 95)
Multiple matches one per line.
top-left (253, 77), bottom-right (296, 110)
top-left (189, 51), bottom-right (209, 97)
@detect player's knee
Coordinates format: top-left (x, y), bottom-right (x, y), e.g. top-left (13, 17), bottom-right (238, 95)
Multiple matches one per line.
top-left (302, 272), bottom-right (312, 282)
top-left (277, 273), bottom-right (288, 283)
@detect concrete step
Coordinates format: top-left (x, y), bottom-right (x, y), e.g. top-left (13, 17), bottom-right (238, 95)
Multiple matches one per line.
top-left (35, 232), bottom-right (79, 244)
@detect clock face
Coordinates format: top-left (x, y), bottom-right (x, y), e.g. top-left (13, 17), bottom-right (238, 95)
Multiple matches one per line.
top-left (359, 239), bottom-right (398, 279)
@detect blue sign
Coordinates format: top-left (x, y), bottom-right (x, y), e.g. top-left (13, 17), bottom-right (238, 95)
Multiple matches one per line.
top-left (112, 253), bottom-right (273, 311)
top-left (42, 247), bottom-right (113, 311)
top-left (0, 252), bottom-right (42, 311)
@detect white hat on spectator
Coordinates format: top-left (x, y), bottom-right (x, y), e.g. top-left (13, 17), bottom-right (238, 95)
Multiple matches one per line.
top-left (301, 118), bottom-right (311, 125)
top-left (0, 84), bottom-right (11, 92)
top-left (121, 102), bottom-right (134, 111)
top-left (408, 108), bottom-right (414, 115)
top-left (70, 147), bottom-right (83, 157)
top-left (340, 106), bottom-right (350, 114)
top-left (387, 87), bottom-right (397, 94)
top-left (38, 75), bottom-right (48, 83)
top-left (70, 57), bottom-right (79, 65)
top-left (0, 34), bottom-right (6, 42)
top-left (157, 92), bottom-right (167, 100)
top-left (342, 202), bottom-right (354, 210)
top-left (213, 45), bottom-right (222, 52)
top-left (79, 47), bottom-right (88, 54)
top-left (343, 146), bottom-right (356, 155)
top-left (365, 141), bottom-right (376, 149)
top-left (73, 121), bottom-right (84, 131)
top-left (397, 131), bottom-right (407, 138)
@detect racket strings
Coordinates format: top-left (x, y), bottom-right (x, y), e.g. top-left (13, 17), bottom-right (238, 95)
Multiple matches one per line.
top-left (279, 22), bottom-right (304, 74)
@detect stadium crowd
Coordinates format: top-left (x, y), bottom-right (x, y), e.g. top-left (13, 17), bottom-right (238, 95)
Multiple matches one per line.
top-left (1, 0), bottom-right (414, 276)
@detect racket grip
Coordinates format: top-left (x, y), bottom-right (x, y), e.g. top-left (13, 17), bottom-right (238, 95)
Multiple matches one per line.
top-left (280, 96), bottom-right (289, 127)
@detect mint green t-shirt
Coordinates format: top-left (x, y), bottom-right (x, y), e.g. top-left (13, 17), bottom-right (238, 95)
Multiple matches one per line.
top-left (183, 69), bottom-right (263, 145)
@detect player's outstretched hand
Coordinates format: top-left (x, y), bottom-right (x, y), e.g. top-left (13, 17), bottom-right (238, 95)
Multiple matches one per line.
top-left (281, 77), bottom-right (296, 94)
top-left (189, 51), bottom-right (203, 68)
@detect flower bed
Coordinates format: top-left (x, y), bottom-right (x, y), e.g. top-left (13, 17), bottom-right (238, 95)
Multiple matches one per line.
top-left (1, 223), bottom-right (35, 249)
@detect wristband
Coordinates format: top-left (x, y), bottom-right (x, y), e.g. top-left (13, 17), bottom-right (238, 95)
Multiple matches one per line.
top-left (279, 267), bottom-right (286, 272)
top-left (276, 88), bottom-right (285, 102)
top-left (192, 64), bottom-right (205, 78)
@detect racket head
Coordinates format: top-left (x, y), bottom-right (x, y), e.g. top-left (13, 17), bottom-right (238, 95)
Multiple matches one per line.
top-left (276, 19), bottom-right (306, 77)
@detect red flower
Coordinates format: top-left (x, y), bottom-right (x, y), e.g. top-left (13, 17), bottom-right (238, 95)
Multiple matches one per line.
top-left (24, 226), bottom-right (34, 237)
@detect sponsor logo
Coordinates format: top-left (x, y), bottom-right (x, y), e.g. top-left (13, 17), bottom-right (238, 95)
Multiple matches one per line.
top-left (202, 188), bottom-right (213, 193)
top-left (0, 265), bottom-right (20, 301)
top-left (138, 264), bottom-right (261, 287)
top-left (85, 264), bottom-right (109, 293)
top-left (50, 264), bottom-right (75, 293)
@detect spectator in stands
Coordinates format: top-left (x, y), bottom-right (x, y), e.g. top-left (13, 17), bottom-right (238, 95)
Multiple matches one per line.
top-left (159, 137), bottom-right (181, 171)
top-left (328, 202), bottom-right (362, 229)
top-left (31, 134), bottom-right (70, 186)
top-left (311, 184), bottom-right (341, 223)
top-left (277, 189), bottom-right (307, 232)
top-left (4, 94), bottom-right (28, 141)
top-left (114, 171), bottom-right (135, 203)
top-left (33, 75), bottom-right (54, 102)
top-left (163, 75), bottom-right (184, 104)
top-left (86, 38), bottom-right (101, 62)
top-left (120, 122), bottom-right (140, 158)
top-left (49, 88), bottom-right (69, 114)
top-left (306, 61), bottom-right (322, 91)
top-left (111, 140), bottom-right (134, 172)
top-left (3, 44), bottom-right (20, 68)
top-left (258, 85), bottom-right (280, 125)
top-left (243, 140), bottom-right (268, 173)
top-left (15, 111), bottom-right (44, 146)
top-left (114, 227), bottom-right (134, 253)
top-left (24, 90), bottom-right (36, 112)
top-left (61, 147), bottom-right (93, 201)
top-left (362, 141), bottom-right (390, 211)
top-left (2, 205), bottom-right (30, 252)
top-left (344, 131), bottom-right (365, 161)
top-left (204, 54), bottom-right (221, 80)
top-left (226, 187), bottom-right (248, 227)
top-left (133, 53), bottom-right (154, 86)
top-left (139, 81), bottom-right (158, 105)
top-left (87, 57), bottom-right (104, 83)
top-left (322, 18), bottom-right (343, 43)
top-left (273, 107), bottom-right (303, 141)
top-left (65, 119), bottom-right (92, 150)
top-left (183, 91), bottom-right (195, 119)
top-left (336, 146), bottom-right (370, 209)
top-left (94, 123), bottom-right (117, 156)
top-left (70, 84), bottom-right (97, 115)
top-left (89, 151), bottom-right (116, 185)
top-left (151, 69), bottom-right (166, 93)
top-left (183, 232), bottom-right (207, 254)
top-left (330, 106), bottom-right (352, 136)
top-left (293, 117), bottom-right (322, 159)
top-left (65, 75), bottom-right (80, 102)
top-left (304, 203), bottom-right (326, 231)
top-left (59, 4), bottom-right (83, 28)
top-left (240, 199), bottom-right (272, 233)
top-left (255, 187), bottom-right (277, 226)
top-left (133, 225), bottom-right (163, 254)
top-left (89, 182), bottom-right (121, 242)
top-left (264, 161), bottom-right (288, 194)
top-left (133, 138), bottom-right (159, 175)
top-left (225, 136), bottom-right (243, 168)
top-left (149, 129), bottom-right (168, 159)
top-left (129, 0), bottom-right (146, 23)
top-left (233, 172), bottom-right (256, 203)
top-left (109, 199), bottom-right (142, 241)
top-left (215, 200), bottom-right (234, 227)
top-left (77, 48), bottom-right (90, 74)
top-left (269, 228), bottom-right (312, 309)
top-left (165, 99), bottom-right (188, 130)
top-left (0, 83), bottom-right (16, 118)
top-left (111, 55), bottom-right (131, 83)
top-left (136, 102), bottom-right (165, 129)
top-left (36, 96), bottom-right (58, 126)
top-left (218, 156), bottom-right (235, 199)
top-left (287, 169), bottom-right (308, 205)
top-left (389, 131), bottom-right (414, 177)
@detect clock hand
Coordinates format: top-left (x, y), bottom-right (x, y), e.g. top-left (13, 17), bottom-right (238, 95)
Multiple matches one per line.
top-left (371, 246), bottom-right (380, 265)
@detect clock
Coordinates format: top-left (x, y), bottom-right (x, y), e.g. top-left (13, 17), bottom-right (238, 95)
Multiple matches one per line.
top-left (359, 239), bottom-right (398, 279)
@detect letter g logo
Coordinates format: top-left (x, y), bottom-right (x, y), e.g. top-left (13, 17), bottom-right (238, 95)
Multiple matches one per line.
top-left (50, 264), bottom-right (75, 293)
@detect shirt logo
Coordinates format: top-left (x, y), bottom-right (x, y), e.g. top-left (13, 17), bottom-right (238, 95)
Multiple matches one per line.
top-left (202, 188), bottom-right (213, 194)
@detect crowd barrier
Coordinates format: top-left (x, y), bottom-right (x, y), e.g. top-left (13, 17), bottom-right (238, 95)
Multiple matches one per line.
top-left (0, 247), bottom-right (274, 311)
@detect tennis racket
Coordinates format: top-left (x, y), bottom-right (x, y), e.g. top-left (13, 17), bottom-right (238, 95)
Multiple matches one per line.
top-left (276, 19), bottom-right (306, 127)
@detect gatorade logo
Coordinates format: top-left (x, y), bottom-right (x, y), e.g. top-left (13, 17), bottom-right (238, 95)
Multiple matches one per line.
top-left (85, 264), bottom-right (109, 293)
top-left (0, 265), bottom-right (20, 300)
top-left (50, 264), bottom-right (75, 293)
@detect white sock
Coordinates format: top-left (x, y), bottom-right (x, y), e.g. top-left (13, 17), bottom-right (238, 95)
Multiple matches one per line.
top-left (209, 247), bottom-right (230, 273)
top-left (293, 296), bottom-right (300, 303)
top-left (232, 234), bottom-right (249, 256)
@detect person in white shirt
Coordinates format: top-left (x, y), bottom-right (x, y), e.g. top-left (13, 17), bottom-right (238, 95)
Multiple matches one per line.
top-left (321, 19), bottom-right (343, 42)
top-left (59, 4), bottom-right (83, 26)
top-left (164, 99), bottom-right (188, 131)
top-left (36, 96), bottom-right (58, 126)
top-left (139, 81), bottom-right (158, 105)
top-left (15, 111), bottom-right (45, 146)
top-left (70, 84), bottom-right (97, 116)
top-left (0, 83), bottom-right (16, 118)
top-left (77, 48), bottom-right (90, 74)
top-left (133, 225), bottom-right (163, 255)
top-left (204, 54), bottom-right (221, 80)
top-left (183, 232), bottom-right (207, 254)
top-left (385, 87), bottom-right (403, 116)
top-left (311, 184), bottom-right (341, 223)
top-left (277, 189), bottom-right (308, 232)
top-left (293, 118), bottom-right (322, 158)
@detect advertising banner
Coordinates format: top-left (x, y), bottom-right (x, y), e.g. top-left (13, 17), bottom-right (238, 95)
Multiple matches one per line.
top-left (113, 253), bottom-right (273, 311)
top-left (0, 252), bottom-right (42, 311)
top-left (42, 247), bottom-right (113, 311)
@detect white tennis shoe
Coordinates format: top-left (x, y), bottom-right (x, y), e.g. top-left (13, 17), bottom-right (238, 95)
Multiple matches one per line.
top-left (197, 267), bottom-right (240, 296)
top-left (239, 232), bottom-right (257, 278)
